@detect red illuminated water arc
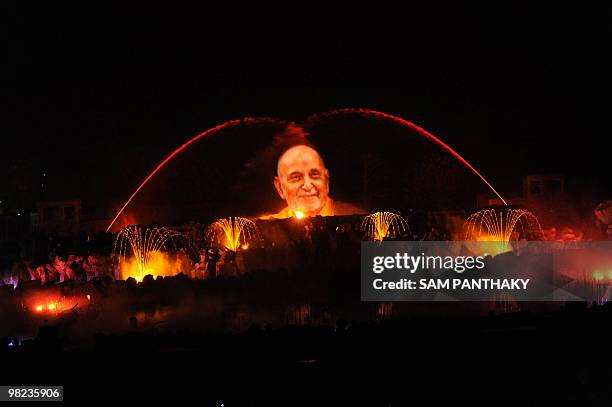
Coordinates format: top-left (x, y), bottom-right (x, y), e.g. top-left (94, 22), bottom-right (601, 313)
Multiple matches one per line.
top-left (106, 118), bottom-right (256, 232)
top-left (107, 110), bottom-right (507, 232)
top-left (317, 108), bottom-right (508, 206)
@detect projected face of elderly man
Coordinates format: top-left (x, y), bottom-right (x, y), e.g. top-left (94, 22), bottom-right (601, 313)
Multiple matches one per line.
top-left (274, 145), bottom-right (330, 217)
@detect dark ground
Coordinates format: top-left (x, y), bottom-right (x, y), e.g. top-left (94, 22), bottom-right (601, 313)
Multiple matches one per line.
top-left (2, 303), bottom-right (611, 406)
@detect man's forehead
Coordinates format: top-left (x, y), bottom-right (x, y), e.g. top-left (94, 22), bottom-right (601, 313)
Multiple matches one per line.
top-left (278, 145), bottom-right (325, 171)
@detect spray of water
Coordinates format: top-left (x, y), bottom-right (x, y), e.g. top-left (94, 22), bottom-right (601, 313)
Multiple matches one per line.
top-left (113, 225), bottom-right (181, 281)
top-left (362, 211), bottom-right (410, 241)
top-left (206, 217), bottom-right (260, 251)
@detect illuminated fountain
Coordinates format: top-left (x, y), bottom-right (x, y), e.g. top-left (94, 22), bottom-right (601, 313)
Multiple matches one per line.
top-left (113, 226), bottom-right (182, 282)
top-left (106, 109), bottom-right (507, 232)
top-left (462, 208), bottom-right (543, 255)
top-left (206, 217), bottom-right (260, 251)
top-left (362, 211), bottom-right (410, 241)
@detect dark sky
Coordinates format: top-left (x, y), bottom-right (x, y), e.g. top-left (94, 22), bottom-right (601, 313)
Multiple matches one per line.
top-left (3, 2), bottom-right (610, 211)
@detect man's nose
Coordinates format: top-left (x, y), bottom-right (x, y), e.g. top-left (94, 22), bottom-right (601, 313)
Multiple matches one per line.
top-left (301, 177), bottom-right (314, 190)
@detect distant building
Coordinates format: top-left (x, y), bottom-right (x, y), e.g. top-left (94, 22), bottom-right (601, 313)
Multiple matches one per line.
top-left (79, 206), bottom-right (113, 234)
top-left (519, 174), bottom-right (570, 229)
top-left (35, 200), bottom-right (81, 235)
top-left (523, 174), bottom-right (565, 201)
top-left (474, 174), bottom-right (566, 213)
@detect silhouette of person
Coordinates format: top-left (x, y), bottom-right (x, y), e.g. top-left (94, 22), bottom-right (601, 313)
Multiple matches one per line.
top-left (205, 248), bottom-right (221, 278)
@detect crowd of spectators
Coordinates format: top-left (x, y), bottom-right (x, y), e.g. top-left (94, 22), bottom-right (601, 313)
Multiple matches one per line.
top-left (1, 254), bottom-right (115, 288)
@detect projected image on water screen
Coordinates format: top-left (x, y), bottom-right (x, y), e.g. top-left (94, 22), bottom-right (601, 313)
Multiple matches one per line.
top-left (107, 108), bottom-right (508, 234)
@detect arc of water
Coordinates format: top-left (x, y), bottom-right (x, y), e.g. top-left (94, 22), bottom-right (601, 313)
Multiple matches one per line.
top-left (319, 109), bottom-right (508, 206)
top-left (107, 109), bottom-right (507, 232)
top-left (106, 118), bottom-right (269, 232)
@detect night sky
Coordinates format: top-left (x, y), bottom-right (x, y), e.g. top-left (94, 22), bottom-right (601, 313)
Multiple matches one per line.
top-left (3, 2), bottom-right (610, 214)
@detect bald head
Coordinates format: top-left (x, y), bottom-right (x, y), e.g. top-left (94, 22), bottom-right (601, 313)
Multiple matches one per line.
top-left (274, 145), bottom-right (330, 216)
top-left (277, 145), bottom-right (326, 177)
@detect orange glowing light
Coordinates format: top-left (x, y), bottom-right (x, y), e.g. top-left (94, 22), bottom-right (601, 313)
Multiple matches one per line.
top-left (29, 295), bottom-right (86, 314)
top-left (241, 244), bottom-right (249, 250)
top-left (114, 226), bottom-right (181, 281)
top-left (362, 211), bottom-right (409, 241)
top-left (206, 217), bottom-right (259, 251)
top-left (87, 294), bottom-right (91, 301)
top-left (463, 209), bottom-right (542, 244)
top-left (294, 211), bottom-right (305, 219)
